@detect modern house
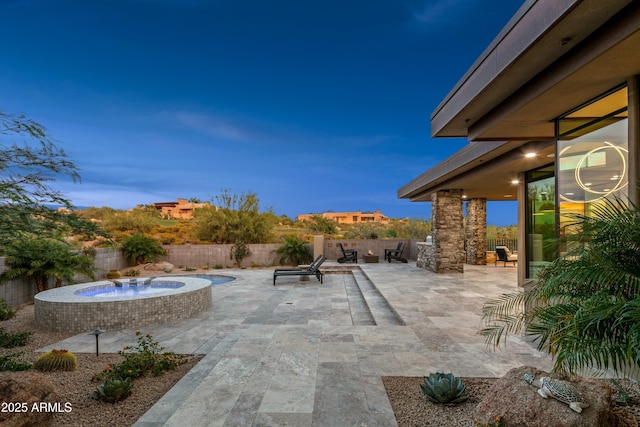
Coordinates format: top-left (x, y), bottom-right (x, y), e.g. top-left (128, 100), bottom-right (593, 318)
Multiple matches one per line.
top-left (297, 209), bottom-right (389, 225)
top-left (153, 198), bottom-right (211, 220)
top-left (399, 0), bottom-right (639, 286)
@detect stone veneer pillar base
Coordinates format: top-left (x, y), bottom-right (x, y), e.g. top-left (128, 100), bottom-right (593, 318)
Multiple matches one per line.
top-left (466, 198), bottom-right (487, 265)
top-left (417, 190), bottom-right (464, 273)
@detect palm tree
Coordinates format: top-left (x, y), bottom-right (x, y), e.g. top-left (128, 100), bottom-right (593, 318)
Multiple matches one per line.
top-left (480, 198), bottom-right (640, 376)
top-left (121, 233), bottom-right (165, 265)
top-left (274, 235), bottom-right (313, 266)
top-left (49, 248), bottom-right (96, 288)
top-left (1, 237), bottom-right (96, 293)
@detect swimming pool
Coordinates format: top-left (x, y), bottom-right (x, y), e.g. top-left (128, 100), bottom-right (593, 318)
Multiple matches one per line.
top-left (178, 274), bottom-right (235, 286)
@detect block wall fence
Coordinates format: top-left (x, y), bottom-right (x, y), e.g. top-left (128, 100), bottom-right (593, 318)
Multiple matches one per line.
top-left (0, 239), bottom-right (425, 307)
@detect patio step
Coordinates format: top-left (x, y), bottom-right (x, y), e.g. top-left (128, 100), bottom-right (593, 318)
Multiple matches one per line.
top-left (344, 274), bottom-right (376, 326)
top-left (351, 270), bottom-right (404, 326)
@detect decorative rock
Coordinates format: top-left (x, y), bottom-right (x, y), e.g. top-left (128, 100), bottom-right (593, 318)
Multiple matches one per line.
top-left (143, 261), bottom-right (175, 271)
top-left (474, 366), bottom-right (628, 427)
top-left (0, 372), bottom-right (58, 427)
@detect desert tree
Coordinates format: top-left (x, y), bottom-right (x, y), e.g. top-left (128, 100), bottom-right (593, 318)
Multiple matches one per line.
top-left (194, 189), bottom-right (274, 244)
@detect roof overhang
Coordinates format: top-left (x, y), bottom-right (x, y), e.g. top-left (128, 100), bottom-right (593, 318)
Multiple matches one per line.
top-left (431, 0), bottom-right (640, 140)
top-left (399, 0), bottom-right (640, 202)
top-left (398, 140), bottom-right (554, 201)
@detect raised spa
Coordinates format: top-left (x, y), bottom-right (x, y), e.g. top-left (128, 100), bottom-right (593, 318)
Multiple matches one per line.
top-left (34, 276), bottom-right (214, 333)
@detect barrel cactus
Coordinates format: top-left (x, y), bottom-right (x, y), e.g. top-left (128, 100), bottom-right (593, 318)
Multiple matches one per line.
top-left (94, 377), bottom-right (133, 403)
top-left (33, 349), bottom-right (77, 372)
top-left (420, 372), bottom-right (468, 404)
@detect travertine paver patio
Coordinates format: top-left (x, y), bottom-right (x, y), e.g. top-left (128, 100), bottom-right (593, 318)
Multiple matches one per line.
top-left (42, 262), bottom-right (553, 426)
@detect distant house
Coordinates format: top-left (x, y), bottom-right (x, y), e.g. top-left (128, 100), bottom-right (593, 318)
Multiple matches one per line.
top-left (297, 209), bottom-right (389, 224)
top-left (153, 198), bottom-right (211, 219)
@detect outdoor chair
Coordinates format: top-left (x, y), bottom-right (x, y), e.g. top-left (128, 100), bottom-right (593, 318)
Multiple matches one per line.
top-left (384, 242), bottom-right (408, 263)
top-left (337, 243), bottom-right (358, 263)
top-left (273, 255), bottom-right (325, 285)
top-left (495, 246), bottom-right (517, 267)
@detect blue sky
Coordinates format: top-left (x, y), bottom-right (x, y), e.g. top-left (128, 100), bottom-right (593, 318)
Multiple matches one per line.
top-left (0, 0), bottom-right (521, 225)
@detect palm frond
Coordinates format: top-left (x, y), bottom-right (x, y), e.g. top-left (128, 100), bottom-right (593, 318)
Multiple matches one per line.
top-left (480, 197), bottom-right (640, 376)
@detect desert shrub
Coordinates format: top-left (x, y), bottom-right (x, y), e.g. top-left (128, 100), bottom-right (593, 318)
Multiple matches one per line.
top-left (0, 299), bottom-right (16, 321)
top-left (101, 209), bottom-right (157, 234)
top-left (230, 241), bottom-right (251, 267)
top-left (0, 352), bottom-right (32, 371)
top-left (0, 328), bottom-right (31, 348)
top-left (194, 190), bottom-right (274, 244)
top-left (303, 215), bottom-right (338, 235)
top-left (343, 222), bottom-right (383, 239)
top-left (93, 331), bottom-right (184, 382)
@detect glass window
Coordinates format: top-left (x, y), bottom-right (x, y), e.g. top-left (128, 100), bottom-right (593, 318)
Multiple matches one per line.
top-left (556, 86), bottom-right (628, 255)
top-left (526, 165), bottom-right (556, 279)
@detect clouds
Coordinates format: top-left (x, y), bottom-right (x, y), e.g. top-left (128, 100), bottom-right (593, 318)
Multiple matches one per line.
top-left (412, 0), bottom-right (465, 25)
top-left (0, 0), bottom-right (521, 224)
top-left (171, 112), bottom-right (249, 142)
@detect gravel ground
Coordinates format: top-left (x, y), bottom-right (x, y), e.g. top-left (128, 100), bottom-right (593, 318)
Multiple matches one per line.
top-left (1, 303), bottom-right (201, 427)
top-left (383, 376), bottom-right (640, 426)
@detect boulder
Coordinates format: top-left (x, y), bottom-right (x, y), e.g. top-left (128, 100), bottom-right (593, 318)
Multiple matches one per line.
top-left (143, 261), bottom-right (175, 271)
top-left (474, 365), bottom-right (628, 427)
top-left (0, 372), bottom-right (58, 427)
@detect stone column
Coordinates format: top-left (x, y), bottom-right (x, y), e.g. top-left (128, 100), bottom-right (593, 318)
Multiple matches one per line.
top-left (430, 190), bottom-right (465, 273)
top-left (465, 198), bottom-right (487, 265)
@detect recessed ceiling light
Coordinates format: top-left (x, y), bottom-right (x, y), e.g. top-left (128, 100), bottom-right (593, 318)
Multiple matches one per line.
top-left (525, 152), bottom-right (536, 158)
top-left (566, 192), bottom-right (574, 196)
top-left (504, 194), bottom-right (513, 198)
top-left (462, 195), bottom-right (467, 199)
top-left (511, 180), bottom-right (519, 184)
top-left (585, 182), bottom-right (592, 186)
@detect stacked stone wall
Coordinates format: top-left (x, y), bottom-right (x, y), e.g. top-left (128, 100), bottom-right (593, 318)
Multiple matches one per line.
top-left (431, 190), bottom-right (464, 273)
top-left (465, 198), bottom-right (487, 265)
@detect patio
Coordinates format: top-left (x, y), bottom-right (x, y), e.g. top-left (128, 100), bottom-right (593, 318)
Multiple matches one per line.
top-left (42, 262), bottom-right (553, 426)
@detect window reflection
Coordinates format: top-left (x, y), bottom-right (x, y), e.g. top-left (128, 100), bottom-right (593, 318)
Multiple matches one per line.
top-left (556, 86), bottom-right (628, 255)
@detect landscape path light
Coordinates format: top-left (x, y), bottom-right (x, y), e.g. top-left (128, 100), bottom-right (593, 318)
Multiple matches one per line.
top-left (89, 329), bottom-right (105, 356)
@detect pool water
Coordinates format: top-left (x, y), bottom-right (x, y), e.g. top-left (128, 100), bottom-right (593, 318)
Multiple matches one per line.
top-left (181, 274), bottom-right (235, 286)
top-left (76, 282), bottom-right (183, 297)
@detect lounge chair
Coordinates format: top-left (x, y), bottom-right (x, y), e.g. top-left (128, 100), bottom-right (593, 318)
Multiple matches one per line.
top-left (273, 255), bottom-right (325, 285)
top-left (337, 243), bottom-right (357, 263)
top-left (495, 246), bottom-right (517, 267)
top-left (384, 242), bottom-right (408, 263)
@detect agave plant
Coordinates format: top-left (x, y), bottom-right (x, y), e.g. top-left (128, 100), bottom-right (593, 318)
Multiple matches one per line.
top-left (94, 377), bottom-right (133, 403)
top-left (420, 372), bottom-right (468, 404)
top-left (480, 198), bottom-right (640, 376)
